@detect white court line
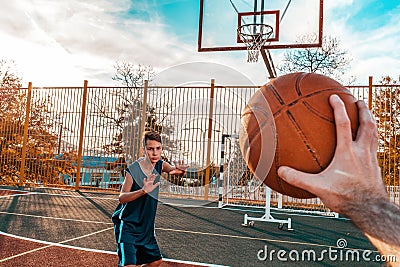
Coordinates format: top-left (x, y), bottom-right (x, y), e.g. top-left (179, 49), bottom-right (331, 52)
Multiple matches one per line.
top-left (162, 258), bottom-right (228, 267)
top-left (160, 202), bottom-right (219, 209)
top-left (155, 227), bottom-right (379, 253)
top-left (0, 187), bottom-right (119, 201)
top-left (0, 193), bottom-right (35, 199)
top-left (1, 209), bottom-right (345, 250)
top-left (0, 211), bottom-right (113, 225)
top-left (3, 211), bottom-right (331, 248)
top-left (0, 189), bottom-right (334, 217)
top-left (1, 211), bottom-right (372, 253)
top-left (20, 191), bottom-right (119, 201)
top-left (0, 189), bottom-right (370, 254)
top-left (0, 188), bottom-right (32, 193)
top-left (0, 227), bottom-right (114, 262)
top-left (0, 231), bottom-right (229, 267)
top-left (221, 206), bottom-right (345, 220)
top-left (0, 189), bottom-right (220, 210)
top-left (0, 190), bottom-right (216, 207)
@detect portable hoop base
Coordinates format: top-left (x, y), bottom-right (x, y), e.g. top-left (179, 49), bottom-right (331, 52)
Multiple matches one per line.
top-left (241, 186), bottom-right (293, 231)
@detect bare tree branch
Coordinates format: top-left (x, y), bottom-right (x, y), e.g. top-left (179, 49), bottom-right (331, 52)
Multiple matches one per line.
top-left (277, 34), bottom-right (353, 84)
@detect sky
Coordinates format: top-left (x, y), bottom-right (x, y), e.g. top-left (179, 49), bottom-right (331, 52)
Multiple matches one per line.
top-left (0, 0), bottom-right (399, 87)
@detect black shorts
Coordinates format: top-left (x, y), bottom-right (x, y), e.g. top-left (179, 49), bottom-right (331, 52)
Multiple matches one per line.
top-left (117, 241), bottom-right (162, 266)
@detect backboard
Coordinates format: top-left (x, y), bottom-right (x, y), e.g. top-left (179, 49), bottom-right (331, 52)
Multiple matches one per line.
top-left (198, 0), bottom-right (324, 52)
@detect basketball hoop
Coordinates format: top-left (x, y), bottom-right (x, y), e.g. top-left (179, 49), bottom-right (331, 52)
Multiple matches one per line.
top-left (238, 23), bottom-right (273, 63)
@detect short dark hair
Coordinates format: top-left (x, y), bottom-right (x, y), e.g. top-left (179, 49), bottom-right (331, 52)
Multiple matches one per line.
top-left (143, 131), bottom-right (162, 147)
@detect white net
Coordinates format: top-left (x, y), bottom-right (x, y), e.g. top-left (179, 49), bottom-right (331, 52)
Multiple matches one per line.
top-left (238, 24), bottom-right (273, 62)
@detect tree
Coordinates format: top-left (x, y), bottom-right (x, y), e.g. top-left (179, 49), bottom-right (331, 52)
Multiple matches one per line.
top-left (0, 59), bottom-right (76, 185)
top-left (112, 62), bottom-right (155, 88)
top-left (277, 35), bottom-right (354, 84)
top-left (373, 76), bottom-right (400, 186)
top-left (95, 61), bottom-right (177, 177)
top-left (0, 59), bottom-right (22, 88)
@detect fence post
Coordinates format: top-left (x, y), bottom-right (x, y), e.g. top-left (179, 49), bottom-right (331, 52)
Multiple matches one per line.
top-left (204, 79), bottom-right (215, 200)
top-left (137, 80), bottom-right (148, 159)
top-left (76, 80), bottom-right (88, 189)
top-left (368, 76), bottom-right (373, 110)
top-left (19, 82), bottom-right (33, 186)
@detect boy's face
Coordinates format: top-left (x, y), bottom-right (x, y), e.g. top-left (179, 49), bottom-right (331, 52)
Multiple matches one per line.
top-left (144, 139), bottom-right (162, 165)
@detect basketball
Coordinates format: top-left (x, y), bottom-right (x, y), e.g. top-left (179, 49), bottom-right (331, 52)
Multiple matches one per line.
top-left (239, 72), bottom-right (359, 198)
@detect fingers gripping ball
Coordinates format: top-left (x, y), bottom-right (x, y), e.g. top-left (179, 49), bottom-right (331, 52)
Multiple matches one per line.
top-left (239, 72), bottom-right (359, 198)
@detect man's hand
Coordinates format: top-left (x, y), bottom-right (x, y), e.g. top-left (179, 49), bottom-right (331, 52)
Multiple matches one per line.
top-left (142, 173), bottom-right (160, 193)
top-left (278, 95), bottom-right (387, 214)
top-left (277, 95), bottom-right (400, 264)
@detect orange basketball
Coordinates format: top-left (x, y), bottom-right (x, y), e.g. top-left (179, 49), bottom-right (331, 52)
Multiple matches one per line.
top-left (240, 72), bottom-right (359, 198)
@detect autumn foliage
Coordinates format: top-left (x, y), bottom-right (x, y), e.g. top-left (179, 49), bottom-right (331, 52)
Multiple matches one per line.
top-left (0, 60), bottom-right (77, 185)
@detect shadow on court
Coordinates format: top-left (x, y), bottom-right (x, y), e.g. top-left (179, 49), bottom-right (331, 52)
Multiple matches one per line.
top-left (0, 186), bottom-right (387, 267)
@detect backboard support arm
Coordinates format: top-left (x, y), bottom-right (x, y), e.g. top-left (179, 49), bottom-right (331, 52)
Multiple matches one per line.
top-left (260, 49), bottom-right (277, 79)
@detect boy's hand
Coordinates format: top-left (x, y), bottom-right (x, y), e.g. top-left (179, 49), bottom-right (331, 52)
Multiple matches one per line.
top-left (143, 174), bottom-right (160, 193)
top-left (170, 160), bottom-right (189, 175)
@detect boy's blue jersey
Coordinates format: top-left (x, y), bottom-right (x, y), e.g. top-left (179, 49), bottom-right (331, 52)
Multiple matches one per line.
top-left (112, 159), bottom-right (163, 245)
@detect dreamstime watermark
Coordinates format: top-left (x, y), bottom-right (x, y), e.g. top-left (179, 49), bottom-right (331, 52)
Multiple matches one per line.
top-left (257, 238), bottom-right (397, 263)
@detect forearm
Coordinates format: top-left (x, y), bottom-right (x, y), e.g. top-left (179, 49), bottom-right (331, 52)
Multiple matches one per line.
top-left (119, 189), bottom-right (146, 204)
top-left (164, 161), bottom-right (187, 176)
top-left (168, 166), bottom-right (186, 176)
top-left (345, 199), bottom-right (400, 262)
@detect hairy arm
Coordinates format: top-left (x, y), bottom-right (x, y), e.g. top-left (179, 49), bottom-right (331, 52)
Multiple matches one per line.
top-left (348, 200), bottom-right (400, 258)
top-left (278, 95), bottom-right (400, 263)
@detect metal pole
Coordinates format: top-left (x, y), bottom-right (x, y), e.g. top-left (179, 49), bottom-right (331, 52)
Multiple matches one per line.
top-left (261, 0), bottom-right (265, 24)
top-left (137, 80), bottom-right (148, 159)
top-left (76, 80), bottom-right (88, 189)
top-left (260, 49), bottom-right (277, 79)
top-left (253, 0), bottom-right (257, 26)
top-left (57, 122), bottom-right (63, 155)
top-left (202, 131), bottom-right (206, 167)
top-left (204, 79), bottom-right (215, 200)
top-left (218, 134), bottom-right (228, 208)
top-left (368, 76), bottom-right (373, 110)
top-left (218, 133), bottom-right (238, 208)
top-left (19, 82), bottom-right (33, 186)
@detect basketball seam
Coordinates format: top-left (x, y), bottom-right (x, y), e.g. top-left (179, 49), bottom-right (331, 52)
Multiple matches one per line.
top-left (268, 84), bottom-right (285, 105)
top-left (241, 106), bottom-right (275, 142)
top-left (302, 101), bottom-right (334, 123)
top-left (274, 113), bottom-right (313, 198)
top-left (285, 110), bottom-right (324, 170)
top-left (272, 87), bottom-right (352, 116)
top-left (295, 72), bottom-right (309, 96)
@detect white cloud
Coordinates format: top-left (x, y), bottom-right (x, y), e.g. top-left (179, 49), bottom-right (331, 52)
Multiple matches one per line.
top-left (306, 0), bottom-right (400, 83)
top-left (1, 0), bottom-right (398, 86)
top-left (0, 0), bottom-right (198, 86)
top-left (325, 0), bottom-right (354, 10)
